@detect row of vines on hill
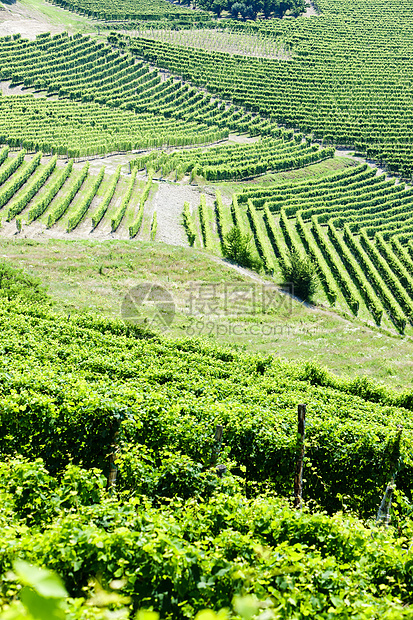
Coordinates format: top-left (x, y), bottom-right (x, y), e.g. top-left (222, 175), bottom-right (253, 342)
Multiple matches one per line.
top-left (133, 135), bottom-right (334, 181)
top-left (0, 31), bottom-right (288, 157)
top-left (180, 161), bottom-right (413, 335)
top-left (0, 150), bottom-right (154, 237)
top-left (116, 0), bottom-right (413, 179)
top-left (236, 164), bottom-right (413, 333)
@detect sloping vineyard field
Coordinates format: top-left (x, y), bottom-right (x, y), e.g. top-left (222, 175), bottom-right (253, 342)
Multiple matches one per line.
top-left (119, 0), bottom-right (413, 177)
top-left (0, 95), bottom-right (225, 157)
top-left (0, 149), bottom-right (154, 238)
top-left (233, 164), bottom-right (413, 333)
top-left (133, 135), bottom-right (335, 181)
top-left (2, 299), bottom-right (413, 617)
top-left (48, 0), bottom-right (211, 23)
top-left (3, 0), bottom-right (413, 616)
top-left (45, 0), bottom-right (303, 27)
top-left (180, 162), bottom-right (413, 335)
top-left (1, 21), bottom-right (413, 336)
top-left (133, 26), bottom-right (290, 59)
top-left (0, 31), bottom-right (280, 156)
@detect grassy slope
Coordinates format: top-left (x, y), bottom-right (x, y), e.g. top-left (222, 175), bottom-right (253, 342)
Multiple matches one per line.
top-left (4, 236), bottom-right (413, 390)
top-left (16, 0), bottom-right (102, 34)
top-left (0, 5), bottom-right (409, 390)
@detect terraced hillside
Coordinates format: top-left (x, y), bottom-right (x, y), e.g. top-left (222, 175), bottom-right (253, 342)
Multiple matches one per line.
top-left (0, 148), bottom-right (157, 238)
top-left (0, 6), bottom-right (413, 335)
top-left (177, 163), bottom-right (413, 335)
top-left (1, 298), bottom-right (413, 618)
top-left (119, 0), bottom-right (413, 177)
top-left (0, 31), bottom-right (284, 156)
top-left (3, 0), bottom-right (413, 618)
top-left (235, 165), bottom-right (413, 334)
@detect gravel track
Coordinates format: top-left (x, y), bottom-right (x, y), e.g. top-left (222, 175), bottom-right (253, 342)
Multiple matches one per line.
top-left (150, 181), bottom-right (204, 247)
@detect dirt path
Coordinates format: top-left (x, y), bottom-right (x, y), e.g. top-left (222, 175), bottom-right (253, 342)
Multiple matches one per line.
top-left (304, 1), bottom-right (319, 17)
top-left (151, 181), bottom-right (206, 247)
top-left (0, 0), bottom-right (65, 39)
top-left (0, 0), bottom-right (101, 40)
top-left (335, 147), bottom-right (396, 180)
top-left (0, 80), bottom-right (59, 99)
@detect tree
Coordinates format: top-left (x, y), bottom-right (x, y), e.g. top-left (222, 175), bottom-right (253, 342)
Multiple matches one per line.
top-left (280, 248), bottom-right (318, 301)
top-left (212, 0), bottom-right (227, 15)
top-left (223, 226), bottom-right (262, 270)
top-left (231, 1), bottom-right (245, 17)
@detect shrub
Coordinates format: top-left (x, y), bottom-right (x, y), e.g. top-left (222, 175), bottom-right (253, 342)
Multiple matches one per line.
top-left (223, 226), bottom-right (261, 270)
top-left (280, 248), bottom-right (318, 301)
top-left (0, 260), bottom-right (49, 304)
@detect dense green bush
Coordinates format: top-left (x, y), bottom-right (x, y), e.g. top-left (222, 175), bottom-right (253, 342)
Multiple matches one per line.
top-left (223, 225), bottom-right (261, 270)
top-left (280, 248), bottom-right (318, 301)
top-left (2, 463), bottom-right (413, 618)
top-left (116, 445), bottom-right (242, 501)
top-left (0, 260), bottom-right (48, 304)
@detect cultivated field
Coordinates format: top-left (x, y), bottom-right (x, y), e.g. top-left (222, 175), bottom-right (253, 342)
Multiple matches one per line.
top-left (2, 0), bottom-right (413, 618)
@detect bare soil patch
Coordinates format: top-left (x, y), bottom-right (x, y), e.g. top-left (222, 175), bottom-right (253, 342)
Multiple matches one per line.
top-left (304, 1), bottom-right (319, 17)
top-left (0, 80), bottom-right (58, 99)
top-left (335, 147), bottom-right (391, 179)
top-left (0, 1), bottom-right (65, 39)
top-left (0, 0), bottom-right (100, 39)
top-left (150, 181), bottom-right (205, 247)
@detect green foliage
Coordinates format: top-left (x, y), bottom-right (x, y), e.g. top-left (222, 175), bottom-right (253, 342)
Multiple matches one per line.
top-left (47, 163), bottom-right (90, 228)
top-left (182, 201), bottom-right (197, 246)
top-left (150, 211), bottom-right (157, 241)
top-left (113, 169), bottom-right (137, 233)
top-left (280, 247), bottom-right (318, 301)
top-left (7, 155), bottom-right (57, 222)
top-left (116, 445), bottom-right (241, 501)
top-left (0, 34), bottom-right (230, 157)
top-left (3, 301), bottom-right (413, 517)
top-left (246, 199), bottom-right (273, 273)
top-left (126, 1), bottom-right (413, 178)
top-left (198, 194), bottom-right (214, 249)
top-left (0, 458), bottom-right (106, 526)
top-left (2, 479), bottom-right (413, 618)
top-left (0, 261), bottom-right (48, 304)
top-left (2, 304), bottom-right (413, 615)
top-left (49, 0), bottom-right (210, 23)
top-left (2, 561), bottom-right (68, 620)
top-left (27, 161), bottom-right (74, 225)
top-left (223, 225), bottom-right (261, 270)
top-left (295, 210), bottom-right (338, 304)
top-left (207, 0), bottom-right (306, 20)
top-left (0, 152), bottom-right (41, 211)
top-left (129, 171), bottom-right (153, 238)
top-left (92, 166), bottom-right (121, 229)
top-left (134, 137), bottom-right (332, 182)
top-left (67, 167), bottom-right (105, 233)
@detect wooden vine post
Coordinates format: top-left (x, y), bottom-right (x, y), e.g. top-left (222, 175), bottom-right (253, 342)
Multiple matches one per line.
top-left (212, 424), bottom-right (223, 465)
top-left (294, 404), bottom-right (306, 509)
top-left (211, 424), bottom-right (227, 478)
top-left (107, 419), bottom-right (121, 493)
top-left (376, 425), bottom-right (403, 527)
